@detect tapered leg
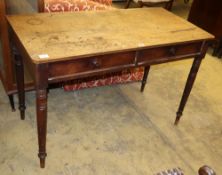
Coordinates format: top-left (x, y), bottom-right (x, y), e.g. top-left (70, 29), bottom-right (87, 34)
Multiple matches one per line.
top-left (14, 53), bottom-right (26, 120)
top-left (35, 64), bottom-right (48, 168)
top-left (8, 94), bottom-right (15, 112)
top-left (36, 89), bottom-right (48, 168)
top-left (175, 41), bottom-right (209, 125)
top-left (174, 56), bottom-right (203, 125)
top-left (140, 66), bottom-right (150, 92)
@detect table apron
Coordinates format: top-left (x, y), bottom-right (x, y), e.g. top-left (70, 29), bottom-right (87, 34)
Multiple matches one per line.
top-left (47, 41), bottom-right (203, 83)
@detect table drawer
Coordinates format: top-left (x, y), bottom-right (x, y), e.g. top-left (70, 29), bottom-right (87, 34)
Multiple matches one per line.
top-left (49, 52), bottom-right (135, 79)
top-left (137, 42), bottom-right (202, 65)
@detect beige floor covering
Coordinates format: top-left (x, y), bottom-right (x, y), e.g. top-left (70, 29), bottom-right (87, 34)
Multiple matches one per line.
top-left (0, 1), bottom-right (222, 175)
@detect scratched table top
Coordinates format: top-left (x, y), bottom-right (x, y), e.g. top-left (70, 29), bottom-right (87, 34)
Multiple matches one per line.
top-left (7, 8), bottom-right (214, 64)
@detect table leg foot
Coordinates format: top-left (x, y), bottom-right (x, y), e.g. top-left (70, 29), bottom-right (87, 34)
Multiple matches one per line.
top-left (19, 106), bottom-right (26, 120)
top-left (174, 111), bottom-right (182, 125)
top-left (175, 42), bottom-right (208, 125)
top-left (19, 105), bottom-right (26, 120)
top-left (175, 56), bottom-right (202, 125)
top-left (8, 94), bottom-right (16, 112)
top-left (38, 152), bottom-right (47, 168)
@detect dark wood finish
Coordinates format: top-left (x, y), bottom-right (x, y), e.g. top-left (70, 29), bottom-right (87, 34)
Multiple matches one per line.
top-left (14, 49), bottom-right (26, 120)
top-left (175, 42), bottom-right (208, 125)
top-left (137, 42), bottom-right (202, 65)
top-left (188, 0), bottom-right (222, 58)
top-left (8, 94), bottom-right (15, 111)
top-left (213, 39), bottom-right (222, 58)
top-left (15, 40), bottom-right (209, 167)
top-left (0, 0), bottom-right (15, 100)
top-left (140, 66), bottom-right (150, 92)
top-left (0, 0), bottom-right (41, 111)
top-left (14, 46), bottom-right (48, 166)
top-left (165, 0), bottom-right (174, 10)
top-left (8, 9), bottom-right (213, 168)
top-left (35, 64), bottom-right (48, 168)
top-left (48, 52), bottom-right (135, 80)
top-left (38, 0), bottom-right (44, 12)
top-left (188, 0), bottom-right (222, 38)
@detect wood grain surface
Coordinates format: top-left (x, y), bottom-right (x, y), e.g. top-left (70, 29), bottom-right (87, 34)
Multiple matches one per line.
top-left (7, 8), bottom-right (214, 64)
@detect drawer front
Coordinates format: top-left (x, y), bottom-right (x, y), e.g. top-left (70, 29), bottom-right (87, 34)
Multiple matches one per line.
top-left (137, 42), bottom-right (202, 65)
top-left (49, 52), bottom-right (135, 78)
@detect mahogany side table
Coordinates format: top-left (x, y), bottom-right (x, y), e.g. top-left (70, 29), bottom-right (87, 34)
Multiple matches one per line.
top-left (7, 8), bottom-right (213, 168)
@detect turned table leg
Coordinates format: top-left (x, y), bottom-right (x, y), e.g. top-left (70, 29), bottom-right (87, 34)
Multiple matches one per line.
top-left (35, 64), bottom-right (48, 168)
top-left (140, 66), bottom-right (150, 92)
top-left (36, 89), bottom-right (48, 168)
top-left (14, 52), bottom-right (26, 120)
top-left (8, 94), bottom-right (15, 112)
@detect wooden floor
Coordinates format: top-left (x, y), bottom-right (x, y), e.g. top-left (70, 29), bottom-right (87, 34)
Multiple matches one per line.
top-left (0, 1), bottom-right (222, 175)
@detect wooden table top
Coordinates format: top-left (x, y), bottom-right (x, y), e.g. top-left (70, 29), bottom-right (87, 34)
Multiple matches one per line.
top-left (7, 8), bottom-right (214, 64)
